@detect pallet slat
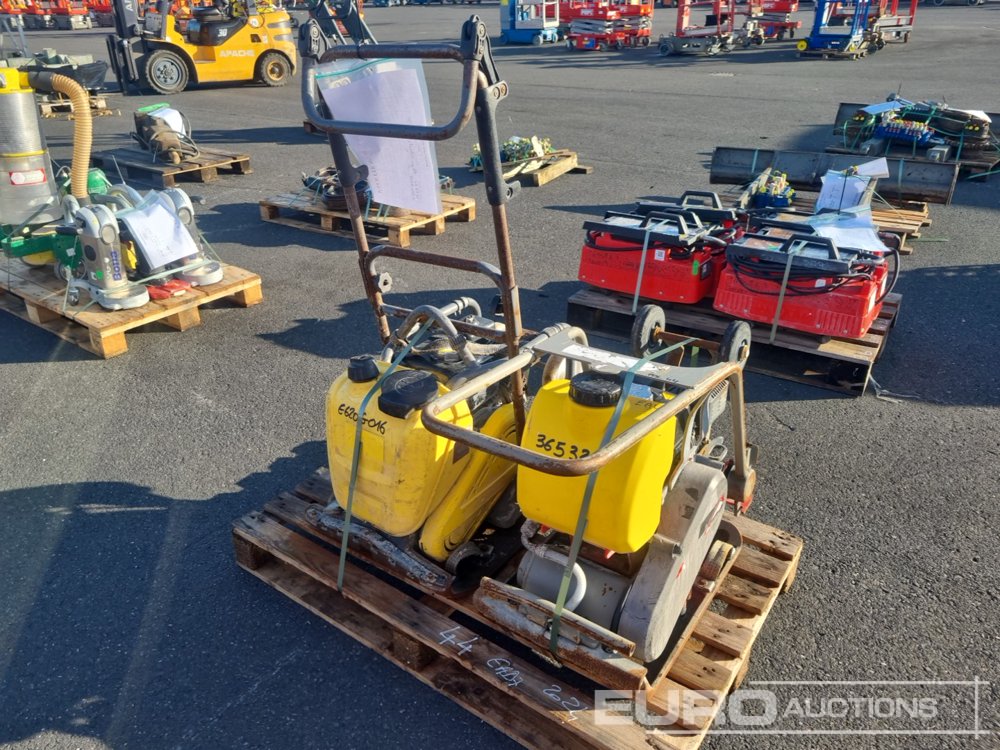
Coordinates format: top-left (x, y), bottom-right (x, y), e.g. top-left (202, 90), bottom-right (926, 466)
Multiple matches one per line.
top-left (233, 512), bottom-right (644, 750)
top-left (231, 469), bottom-right (803, 750)
top-left (0, 258), bottom-right (262, 357)
top-left (471, 151), bottom-right (593, 187)
top-left (259, 192), bottom-right (476, 248)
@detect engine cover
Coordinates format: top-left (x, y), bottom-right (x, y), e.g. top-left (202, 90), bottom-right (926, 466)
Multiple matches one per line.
top-left (617, 460), bottom-right (727, 662)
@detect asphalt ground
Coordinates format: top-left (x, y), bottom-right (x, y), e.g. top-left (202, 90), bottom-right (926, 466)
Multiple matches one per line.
top-left (1, 6), bottom-right (999, 749)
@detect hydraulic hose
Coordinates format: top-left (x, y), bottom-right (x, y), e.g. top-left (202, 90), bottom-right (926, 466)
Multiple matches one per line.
top-left (27, 71), bottom-right (92, 202)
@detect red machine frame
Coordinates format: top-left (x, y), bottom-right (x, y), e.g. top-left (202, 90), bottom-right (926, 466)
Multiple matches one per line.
top-left (754, 0), bottom-right (801, 39)
top-left (562, 0), bottom-right (653, 51)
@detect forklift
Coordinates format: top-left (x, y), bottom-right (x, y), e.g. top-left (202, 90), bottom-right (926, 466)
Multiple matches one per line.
top-left (105, 0), bottom-right (297, 94)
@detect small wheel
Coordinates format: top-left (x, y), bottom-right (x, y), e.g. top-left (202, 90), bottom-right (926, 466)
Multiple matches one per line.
top-left (720, 320), bottom-right (752, 364)
top-left (931, 0), bottom-right (944, 5)
top-left (640, 35), bottom-right (650, 47)
top-left (144, 48), bottom-right (189, 95)
top-left (531, 33), bottom-right (543, 45)
top-left (598, 41), bottom-right (608, 51)
top-left (753, 35), bottom-right (764, 46)
top-left (659, 39), bottom-right (675, 55)
top-left (257, 52), bottom-right (291, 87)
top-left (630, 304), bottom-right (665, 358)
top-left (565, 38), bottom-right (573, 49)
top-left (54, 262), bottom-right (74, 281)
top-left (789, 28), bottom-right (795, 38)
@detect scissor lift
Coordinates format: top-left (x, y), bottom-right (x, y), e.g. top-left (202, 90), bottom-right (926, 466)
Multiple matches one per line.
top-left (658, 0), bottom-right (736, 55)
top-left (798, 0), bottom-right (915, 58)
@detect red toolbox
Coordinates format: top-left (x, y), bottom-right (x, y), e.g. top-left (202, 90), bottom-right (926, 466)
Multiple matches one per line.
top-left (713, 231), bottom-right (893, 338)
top-left (578, 210), bottom-right (737, 304)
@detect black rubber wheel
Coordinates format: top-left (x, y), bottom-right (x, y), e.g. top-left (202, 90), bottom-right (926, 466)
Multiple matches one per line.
top-left (144, 48), bottom-right (189, 95)
top-left (630, 304), bottom-right (665, 358)
top-left (659, 40), bottom-right (674, 55)
top-left (257, 52), bottom-right (291, 87)
top-left (719, 320), bottom-right (752, 364)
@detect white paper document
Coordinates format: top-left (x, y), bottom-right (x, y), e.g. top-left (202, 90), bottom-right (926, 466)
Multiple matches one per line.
top-left (816, 170), bottom-right (873, 212)
top-left (118, 194), bottom-right (199, 269)
top-left (855, 157), bottom-right (890, 179)
top-left (317, 61), bottom-right (441, 215)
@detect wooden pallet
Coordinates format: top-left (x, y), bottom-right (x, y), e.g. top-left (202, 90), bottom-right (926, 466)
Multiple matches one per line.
top-left (0, 258), bottom-right (262, 357)
top-left (39, 94), bottom-right (119, 120)
top-left (90, 148), bottom-right (252, 189)
top-left (232, 468), bottom-right (803, 750)
top-left (567, 287), bottom-right (902, 396)
top-left (259, 192), bottom-right (476, 248)
top-left (471, 150), bottom-right (595, 187)
top-left (782, 194), bottom-right (931, 255)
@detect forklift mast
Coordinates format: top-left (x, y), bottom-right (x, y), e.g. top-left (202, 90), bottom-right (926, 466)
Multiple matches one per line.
top-left (311, 0), bottom-right (375, 45)
top-left (111, 0), bottom-right (142, 37)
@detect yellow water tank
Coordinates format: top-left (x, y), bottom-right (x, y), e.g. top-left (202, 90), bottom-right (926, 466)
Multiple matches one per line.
top-left (326, 355), bottom-right (473, 538)
top-left (517, 371), bottom-right (677, 553)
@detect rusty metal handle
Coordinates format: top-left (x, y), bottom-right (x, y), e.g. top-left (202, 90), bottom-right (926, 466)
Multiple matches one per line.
top-left (422, 355), bottom-right (749, 478)
top-left (301, 46), bottom-right (479, 141)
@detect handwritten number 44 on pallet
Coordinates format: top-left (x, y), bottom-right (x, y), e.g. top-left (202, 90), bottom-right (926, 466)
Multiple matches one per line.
top-left (438, 626), bottom-right (478, 656)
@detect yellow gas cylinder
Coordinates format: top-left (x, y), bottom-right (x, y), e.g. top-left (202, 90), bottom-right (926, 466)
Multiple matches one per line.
top-left (326, 354), bottom-right (473, 538)
top-left (517, 371), bottom-right (677, 553)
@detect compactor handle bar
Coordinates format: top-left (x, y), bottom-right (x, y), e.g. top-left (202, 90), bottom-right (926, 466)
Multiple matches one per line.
top-left (301, 17), bottom-right (497, 143)
top-left (302, 46), bottom-right (478, 142)
top-left (421, 330), bottom-right (752, 480)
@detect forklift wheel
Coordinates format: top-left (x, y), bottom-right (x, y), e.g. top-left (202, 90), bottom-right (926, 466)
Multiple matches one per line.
top-left (144, 49), bottom-right (189, 95)
top-left (257, 52), bottom-right (291, 87)
top-left (659, 40), bottom-right (674, 55)
top-left (630, 304), bottom-right (665, 358)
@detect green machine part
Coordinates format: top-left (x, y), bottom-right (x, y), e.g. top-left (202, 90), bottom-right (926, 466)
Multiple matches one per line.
top-left (2, 227), bottom-right (77, 262)
top-left (2, 167), bottom-right (110, 264)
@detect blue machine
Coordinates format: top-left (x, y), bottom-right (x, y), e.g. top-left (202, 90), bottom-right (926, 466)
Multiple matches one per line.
top-left (498, 0), bottom-right (561, 45)
top-left (798, 0), bottom-right (876, 57)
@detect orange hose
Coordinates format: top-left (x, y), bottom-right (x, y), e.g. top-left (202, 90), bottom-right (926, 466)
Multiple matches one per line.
top-left (49, 73), bottom-right (91, 200)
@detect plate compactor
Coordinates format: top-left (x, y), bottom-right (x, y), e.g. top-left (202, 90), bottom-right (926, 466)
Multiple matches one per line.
top-left (299, 17), bottom-right (758, 684)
